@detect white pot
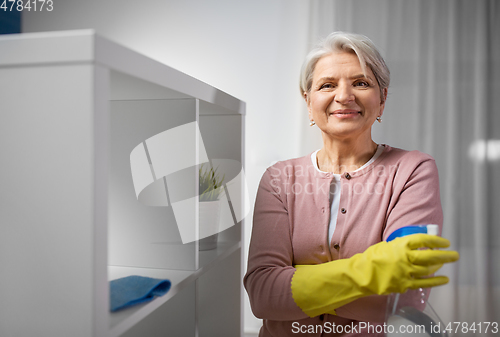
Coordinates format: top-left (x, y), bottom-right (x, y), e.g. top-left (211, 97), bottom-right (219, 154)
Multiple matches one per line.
top-left (198, 200), bottom-right (221, 251)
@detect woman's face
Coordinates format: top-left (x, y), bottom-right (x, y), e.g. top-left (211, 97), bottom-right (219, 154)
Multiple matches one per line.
top-left (305, 52), bottom-right (387, 141)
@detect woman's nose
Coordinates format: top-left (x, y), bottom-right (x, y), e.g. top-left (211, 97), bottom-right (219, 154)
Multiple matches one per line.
top-left (334, 84), bottom-right (354, 104)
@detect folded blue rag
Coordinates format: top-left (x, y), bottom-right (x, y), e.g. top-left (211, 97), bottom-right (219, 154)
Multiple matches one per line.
top-left (110, 275), bottom-right (171, 312)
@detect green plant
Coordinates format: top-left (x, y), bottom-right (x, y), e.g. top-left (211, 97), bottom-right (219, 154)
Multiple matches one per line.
top-left (199, 164), bottom-right (225, 202)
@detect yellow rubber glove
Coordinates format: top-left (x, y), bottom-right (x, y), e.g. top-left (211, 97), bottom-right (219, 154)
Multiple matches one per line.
top-left (291, 234), bottom-right (459, 317)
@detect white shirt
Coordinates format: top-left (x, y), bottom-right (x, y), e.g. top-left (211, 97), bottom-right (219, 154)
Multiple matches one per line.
top-left (311, 144), bottom-right (385, 244)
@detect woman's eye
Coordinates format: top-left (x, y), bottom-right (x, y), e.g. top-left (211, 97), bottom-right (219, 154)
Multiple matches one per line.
top-left (354, 81), bottom-right (369, 87)
top-left (320, 83), bottom-right (334, 89)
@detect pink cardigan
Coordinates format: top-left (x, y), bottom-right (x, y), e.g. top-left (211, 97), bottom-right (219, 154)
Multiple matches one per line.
top-left (244, 145), bottom-right (443, 336)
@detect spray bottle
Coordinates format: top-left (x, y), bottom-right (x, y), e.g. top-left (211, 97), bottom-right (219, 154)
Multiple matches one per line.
top-left (385, 224), bottom-right (448, 337)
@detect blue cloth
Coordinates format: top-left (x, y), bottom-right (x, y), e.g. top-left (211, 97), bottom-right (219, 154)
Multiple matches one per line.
top-left (110, 275), bottom-right (171, 312)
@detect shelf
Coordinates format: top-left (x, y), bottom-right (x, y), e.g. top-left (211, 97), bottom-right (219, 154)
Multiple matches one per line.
top-left (0, 30), bottom-right (245, 116)
top-left (108, 241), bottom-right (241, 337)
top-left (199, 240), bottom-right (241, 269)
top-left (0, 30), bottom-right (244, 337)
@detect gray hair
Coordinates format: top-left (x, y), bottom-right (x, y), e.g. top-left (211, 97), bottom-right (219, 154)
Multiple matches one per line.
top-left (299, 31), bottom-right (390, 101)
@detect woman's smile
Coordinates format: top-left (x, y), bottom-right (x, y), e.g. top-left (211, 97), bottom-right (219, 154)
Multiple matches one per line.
top-left (329, 109), bottom-right (361, 119)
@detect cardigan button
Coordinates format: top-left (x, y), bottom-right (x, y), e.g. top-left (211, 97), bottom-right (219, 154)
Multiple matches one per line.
top-left (341, 208), bottom-right (347, 214)
top-left (333, 243), bottom-right (340, 250)
top-left (345, 172), bottom-right (351, 179)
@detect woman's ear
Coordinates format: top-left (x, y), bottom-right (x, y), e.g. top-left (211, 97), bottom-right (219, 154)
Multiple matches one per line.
top-left (304, 92), bottom-right (313, 118)
top-left (381, 88), bottom-right (388, 105)
top-left (304, 92), bottom-right (311, 110)
top-left (379, 88), bottom-right (388, 117)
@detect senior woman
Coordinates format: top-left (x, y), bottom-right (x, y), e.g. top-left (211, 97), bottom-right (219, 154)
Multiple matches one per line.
top-left (244, 32), bottom-right (459, 336)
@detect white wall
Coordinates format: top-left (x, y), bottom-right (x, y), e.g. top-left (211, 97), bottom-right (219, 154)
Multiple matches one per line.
top-left (23, 1), bottom-right (311, 333)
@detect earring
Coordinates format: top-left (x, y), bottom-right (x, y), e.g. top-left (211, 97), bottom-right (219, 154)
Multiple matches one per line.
top-left (376, 117), bottom-right (382, 123)
top-left (309, 121), bottom-right (316, 126)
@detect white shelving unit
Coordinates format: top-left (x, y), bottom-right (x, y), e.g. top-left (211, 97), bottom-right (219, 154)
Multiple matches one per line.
top-left (0, 30), bottom-right (245, 337)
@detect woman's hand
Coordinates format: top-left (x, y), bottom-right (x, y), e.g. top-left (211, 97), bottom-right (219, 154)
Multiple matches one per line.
top-left (291, 234), bottom-right (459, 317)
